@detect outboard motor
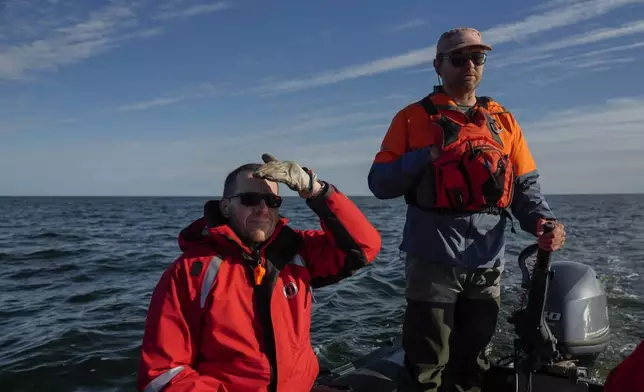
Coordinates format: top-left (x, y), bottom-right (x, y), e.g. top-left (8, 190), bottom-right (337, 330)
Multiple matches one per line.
top-left (509, 222), bottom-right (611, 391)
top-left (545, 260), bottom-right (611, 368)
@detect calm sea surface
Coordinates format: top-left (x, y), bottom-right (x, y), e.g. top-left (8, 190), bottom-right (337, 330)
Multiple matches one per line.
top-left (1, 194), bottom-right (643, 391)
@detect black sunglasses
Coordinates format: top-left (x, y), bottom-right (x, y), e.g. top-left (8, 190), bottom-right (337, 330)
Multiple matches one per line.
top-left (230, 192), bottom-right (282, 208)
top-left (441, 52), bottom-right (487, 68)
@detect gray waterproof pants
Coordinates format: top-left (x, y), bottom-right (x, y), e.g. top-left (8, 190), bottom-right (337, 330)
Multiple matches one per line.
top-left (401, 254), bottom-right (503, 392)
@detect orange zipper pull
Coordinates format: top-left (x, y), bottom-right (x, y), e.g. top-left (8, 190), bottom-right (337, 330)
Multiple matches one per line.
top-left (254, 264), bottom-right (266, 286)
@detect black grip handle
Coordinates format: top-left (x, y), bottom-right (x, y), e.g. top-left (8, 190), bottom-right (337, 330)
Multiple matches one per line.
top-left (536, 221), bottom-right (555, 263)
top-left (542, 221), bottom-right (555, 234)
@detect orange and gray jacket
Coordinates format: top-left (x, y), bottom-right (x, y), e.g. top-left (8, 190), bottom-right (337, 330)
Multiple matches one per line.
top-left (368, 86), bottom-right (556, 269)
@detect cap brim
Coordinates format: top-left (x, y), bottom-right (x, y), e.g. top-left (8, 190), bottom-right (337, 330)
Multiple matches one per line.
top-left (443, 43), bottom-right (493, 53)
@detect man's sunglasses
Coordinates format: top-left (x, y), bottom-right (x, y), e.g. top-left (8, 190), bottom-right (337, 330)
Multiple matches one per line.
top-left (440, 52), bottom-right (487, 68)
top-left (230, 192), bottom-right (282, 208)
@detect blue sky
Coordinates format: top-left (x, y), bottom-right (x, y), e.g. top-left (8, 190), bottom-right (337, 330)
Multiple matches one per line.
top-left (1, 0), bottom-right (643, 196)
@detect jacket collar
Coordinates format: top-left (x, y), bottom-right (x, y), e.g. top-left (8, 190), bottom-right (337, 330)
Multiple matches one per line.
top-left (203, 200), bottom-right (289, 255)
top-left (430, 85), bottom-right (464, 110)
top-left (429, 85), bottom-right (488, 114)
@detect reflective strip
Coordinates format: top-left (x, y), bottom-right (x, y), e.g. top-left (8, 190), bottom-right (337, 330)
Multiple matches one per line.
top-left (292, 254), bottom-right (306, 268)
top-left (144, 366), bottom-right (185, 392)
top-left (200, 256), bottom-right (222, 308)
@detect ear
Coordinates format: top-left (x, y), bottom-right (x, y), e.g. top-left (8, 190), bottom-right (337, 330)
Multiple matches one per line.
top-left (433, 58), bottom-right (441, 76)
top-left (219, 199), bottom-right (231, 218)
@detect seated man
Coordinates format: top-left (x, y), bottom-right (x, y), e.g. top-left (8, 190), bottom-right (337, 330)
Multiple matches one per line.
top-left (136, 153), bottom-right (381, 392)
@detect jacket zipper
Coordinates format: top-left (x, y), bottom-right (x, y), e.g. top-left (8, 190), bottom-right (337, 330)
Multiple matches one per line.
top-left (250, 248), bottom-right (278, 392)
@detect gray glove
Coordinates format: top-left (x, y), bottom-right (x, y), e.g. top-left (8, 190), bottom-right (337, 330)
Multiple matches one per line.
top-left (253, 153), bottom-right (319, 195)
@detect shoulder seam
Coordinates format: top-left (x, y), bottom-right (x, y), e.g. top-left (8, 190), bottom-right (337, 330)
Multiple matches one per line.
top-left (486, 101), bottom-right (511, 114)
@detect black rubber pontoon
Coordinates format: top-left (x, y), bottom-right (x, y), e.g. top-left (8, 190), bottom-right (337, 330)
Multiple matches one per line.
top-left (314, 336), bottom-right (604, 391)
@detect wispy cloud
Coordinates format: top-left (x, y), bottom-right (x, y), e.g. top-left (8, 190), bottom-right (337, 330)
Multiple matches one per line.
top-left (0, 2), bottom-right (160, 81)
top-left (114, 83), bottom-right (223, 112)
top-left (154, 1), bottom-right (230, 21)
top-left (535, 19), bottom-right (644, 52)
top-left (255, 0), bottom-right (642, 95)
top-left (255, 47), bottom-right (430, 95)
top-left (389, 19), bottom-right (428, 32)
top-left (578, 41), bottom-right (644, 57)
top-left (116, 96), bottom-right (192, 112)
top-left (481, 0), bottom-right (638, 44)
top-left (532, 55), bottom-right (635, 72)
top-left (489, 18), bottom-right (644, 77)
top-left (523, 96), bottom-right (644, 145)
top-left (529, 0), bottom-right (586, 12)
top-left (122, 28), bottom-right (165, 40)
top-left (521, 95), bottom-right (644, 193)
top-left (210, 110), bottom-right (392, 150)
top-left (291, 93), bottom-right (412, 120)
top-left (0, 0), bottom-right (231, 81)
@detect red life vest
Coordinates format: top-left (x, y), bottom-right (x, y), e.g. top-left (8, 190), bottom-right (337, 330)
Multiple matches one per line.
top-left (405, 94), bottom-right (515, 215)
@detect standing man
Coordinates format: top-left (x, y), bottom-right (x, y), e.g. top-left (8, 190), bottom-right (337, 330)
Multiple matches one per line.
top-left (368, 28), bottom-right (566, 392)
top-left (138, 153), bottom-right (381, 392)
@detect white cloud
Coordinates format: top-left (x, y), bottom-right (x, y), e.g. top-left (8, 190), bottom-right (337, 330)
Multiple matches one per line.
top-left (389, 19), bottom-right (428, 32)
top-left (519, 96), bottom-right (644, 194)
top-left (255, 47), bottom-right (431, 95)
top-left (122, 27), bottom-right (165, 40)
top-left (209, 110), bottom-right (392, 148)
top-left (580, 41), bottom-right (644, 56)
top-left (0, 2), bottom-right (160, 80)
top-left (492, 19), bottom-right (644, 70)
top-left (184, 2), bottom-right (229, 17)
top-left (116, 96), bottom-right (190, 112)
top-left (153, 1), bottom-right (230, 20)
top-left (537, 19), bottom-right (644, 52)
top-left (550, 56), bottom-right (635, 70)
top-left (522, 96), bottom-right (644, 143)
top-left (255, 0), bottom-right (643, 94)
top-left (112, 83), bottom-right (225, 112)
top-left (529, 0), bottom-right (586, 12)
top-left (481, 0), bottom-right (639, 44)
top-left (290, 93), bottom-right (411, 120)
top-left (0, 0), bottom-right (230, 81)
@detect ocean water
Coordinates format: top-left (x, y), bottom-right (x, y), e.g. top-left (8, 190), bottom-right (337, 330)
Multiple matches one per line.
top-left (1, 194), bottom-right (642, 392)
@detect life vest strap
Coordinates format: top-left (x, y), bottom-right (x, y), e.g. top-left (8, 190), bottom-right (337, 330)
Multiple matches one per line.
top-left (419, 95), bottom-right (439, 116)
top-left (417, 94), bottom-right (504, 147)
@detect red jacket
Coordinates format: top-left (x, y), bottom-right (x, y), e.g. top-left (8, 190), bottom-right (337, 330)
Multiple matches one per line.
top-left (137, 183), bottom-right (381, 392)
top-left (604, 340), bottom-right (644, 392)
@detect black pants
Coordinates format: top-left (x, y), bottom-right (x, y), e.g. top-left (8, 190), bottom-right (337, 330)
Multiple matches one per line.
top-left (401, 261), bottom-right (502, 392)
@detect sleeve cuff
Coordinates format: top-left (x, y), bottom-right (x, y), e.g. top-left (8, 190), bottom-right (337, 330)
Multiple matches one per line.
top-left (305, 181), bottom-right (332, 205)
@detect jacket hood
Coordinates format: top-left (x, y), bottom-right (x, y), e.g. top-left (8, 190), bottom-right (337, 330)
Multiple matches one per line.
top-left (177, 199), bottom-right (288, 253)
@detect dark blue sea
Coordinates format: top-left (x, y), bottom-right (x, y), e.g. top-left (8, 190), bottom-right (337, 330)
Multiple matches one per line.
top-left (1, 194), bottom-right (643, 392)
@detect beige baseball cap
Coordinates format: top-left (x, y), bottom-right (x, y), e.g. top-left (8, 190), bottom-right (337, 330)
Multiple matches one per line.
top-left (436, 27), bottom-right (492, 56)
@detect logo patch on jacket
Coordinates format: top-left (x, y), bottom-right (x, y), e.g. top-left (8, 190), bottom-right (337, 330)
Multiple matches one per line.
top-left (283, 282), bottom-right (298, 299)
